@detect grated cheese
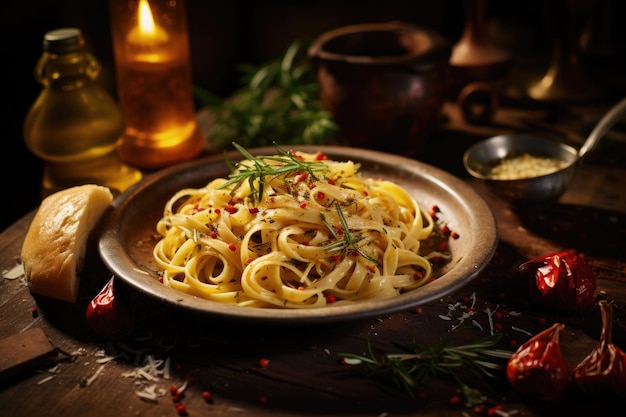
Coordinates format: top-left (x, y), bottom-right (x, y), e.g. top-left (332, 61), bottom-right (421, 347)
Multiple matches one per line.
top-left (488, 154), bottom-right (567, 180)
top-left (135, 384), bottom-right (167, 403)
top-left (80, 364), bottom-right (105, 387)
top-left (96, 354), bottom-right (121, 364)
top-left (37, 375), bottom-right (57, 385)
top-left (226, 407), bottom-right (249, 413)
top-left (2, 263), bottom-right (24, 280)
top-left (485, 307), bottom-right (495, 335)
top-left (511, 325), bottom-right (533, 336)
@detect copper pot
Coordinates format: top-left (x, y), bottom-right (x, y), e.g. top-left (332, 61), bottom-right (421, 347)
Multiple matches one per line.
top-left (308, 21), bottom-right (451, 155)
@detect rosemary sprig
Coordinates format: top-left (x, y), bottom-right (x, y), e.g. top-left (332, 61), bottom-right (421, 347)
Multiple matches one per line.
top-left (197, 39), bottom-right (338, 149)
top-left (339, 333), bottom-right (513, 404)
top-left (321, 201), bottom-right (381, 266)
top-left (218, 142), bottom-right (327, 203)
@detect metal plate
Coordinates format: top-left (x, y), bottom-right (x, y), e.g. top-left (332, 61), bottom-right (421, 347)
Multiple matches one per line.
top-left (98, 146), bottom-right (498, 325)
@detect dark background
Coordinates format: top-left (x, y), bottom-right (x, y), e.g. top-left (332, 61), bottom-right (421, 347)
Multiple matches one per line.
top-left (2, 0), bottom-right (625, 232)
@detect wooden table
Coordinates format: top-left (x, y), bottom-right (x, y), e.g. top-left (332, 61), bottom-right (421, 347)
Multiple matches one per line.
top-left (1, 101), bottom-right (625, 417)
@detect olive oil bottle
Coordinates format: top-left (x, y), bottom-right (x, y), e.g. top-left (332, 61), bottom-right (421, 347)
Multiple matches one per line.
top-left (23, 27), bottom-right (142, 197)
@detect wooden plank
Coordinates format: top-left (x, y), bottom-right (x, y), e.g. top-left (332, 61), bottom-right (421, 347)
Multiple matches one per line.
top-left (0, 327), bottom-right (57, 382)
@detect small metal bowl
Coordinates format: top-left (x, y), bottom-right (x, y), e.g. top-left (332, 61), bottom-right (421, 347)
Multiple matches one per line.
top-left (463, 134), bottom-right (579, 203)
top-left (463, 97), bottom-right (626, 203)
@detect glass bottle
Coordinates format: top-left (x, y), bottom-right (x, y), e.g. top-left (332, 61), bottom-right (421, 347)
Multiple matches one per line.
top-left (23, 27), bottom-right (142, 197)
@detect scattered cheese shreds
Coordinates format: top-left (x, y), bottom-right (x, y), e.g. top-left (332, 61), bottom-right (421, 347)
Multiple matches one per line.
top-left (135, 384), bottom-right (167, 403)
top-left (163, 357), bottom-right (172, 379)
top-left (80, 364), bottom-right (105, 387)
top-left (511, 325), bottom-right (533, 336)
top-left (2, 263), bottom-right (24, 280)
top-left (176, 379), bottom-right (189, 393)
top-left (96, 354), bottom-right (122, 364)
top-left (226, 406), bottom-right (249, 413)
top-left (37, 375), bottom-right (57, 385)
top-left (137, 368), bottom-right (159, 382)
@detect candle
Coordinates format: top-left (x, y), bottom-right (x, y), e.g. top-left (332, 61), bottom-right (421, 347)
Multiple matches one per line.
top-left (126, 0), bottom-right (169, 62)
top-left (109, 0), bottom-right (203, 169)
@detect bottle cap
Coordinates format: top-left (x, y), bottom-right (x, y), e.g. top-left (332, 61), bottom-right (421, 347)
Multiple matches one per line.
top-left (43, 28), bottom-right (85, 54)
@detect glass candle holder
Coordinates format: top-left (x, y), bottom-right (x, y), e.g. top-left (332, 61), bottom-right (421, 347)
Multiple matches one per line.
top-left (108, 0), bottom-right (203, 169)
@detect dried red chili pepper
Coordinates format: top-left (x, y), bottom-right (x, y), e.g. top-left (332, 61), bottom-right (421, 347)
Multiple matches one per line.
top-left (506, 323), bottom-right (569, 400)
top-left (519, 249), bottom-right (597, 313)
top-left (86, 276), bottom-right (135, 340)
top-left (573, 300), bottom-right (626, 397)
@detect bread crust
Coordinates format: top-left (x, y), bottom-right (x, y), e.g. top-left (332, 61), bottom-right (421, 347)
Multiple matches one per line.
top-left (21, 185), bottom-right (114, 303)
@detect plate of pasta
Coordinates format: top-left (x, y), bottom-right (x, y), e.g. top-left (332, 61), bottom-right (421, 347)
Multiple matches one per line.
top-left (98, 145), bottom-right (497, 324)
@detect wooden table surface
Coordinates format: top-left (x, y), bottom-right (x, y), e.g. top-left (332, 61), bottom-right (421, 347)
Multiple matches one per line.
top-left (1, 100), bottom-right (625, 417)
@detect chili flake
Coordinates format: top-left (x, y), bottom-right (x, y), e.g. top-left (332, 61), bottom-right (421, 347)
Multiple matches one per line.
top-left (314, 151), bottom-right (328, 160)
top-left (175, 403), bottom-right (188, 416)
top-left (202, 391), bottom-right (213, 403)
top-left (294, 172), bottom-right (308, 183)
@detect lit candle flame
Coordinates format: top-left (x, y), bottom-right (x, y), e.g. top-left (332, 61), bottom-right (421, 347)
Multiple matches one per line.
top-left (138, 0), bottom-right (158, 40)
top-left (128, 0), bottom-right (168, 46)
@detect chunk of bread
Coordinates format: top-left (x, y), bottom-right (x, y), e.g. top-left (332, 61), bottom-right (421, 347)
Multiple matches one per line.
top-left (21, 185), bottom-right (114, 303)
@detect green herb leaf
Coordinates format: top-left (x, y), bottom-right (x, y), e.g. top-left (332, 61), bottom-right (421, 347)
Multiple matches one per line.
top-left (339, 333), bottom-right (513, 403)
top-left (198, 40), bottom-right (338, 149)
top-left (218, 142), bottom-right (327, 203)
top-left (321, 202), bottom-right (381, 266)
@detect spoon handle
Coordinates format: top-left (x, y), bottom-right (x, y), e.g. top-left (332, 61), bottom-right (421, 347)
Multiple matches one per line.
top-left (579, 97), bottom-right (626, 159)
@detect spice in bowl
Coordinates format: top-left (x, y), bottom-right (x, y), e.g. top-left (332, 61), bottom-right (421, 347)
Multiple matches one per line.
top-left (488, 154), bottom-right (568, 180)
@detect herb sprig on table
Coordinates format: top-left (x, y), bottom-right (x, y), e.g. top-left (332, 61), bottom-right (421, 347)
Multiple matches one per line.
top-left (339, 333), bottom-right (513, 405)
top-left (196, 40), bottom-right (338, 150)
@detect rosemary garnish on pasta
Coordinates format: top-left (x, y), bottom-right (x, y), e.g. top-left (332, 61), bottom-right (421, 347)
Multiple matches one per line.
top-left (218, 142), bottom-right (327, 203)
top-left (321, 201), bottom-right (381, 266)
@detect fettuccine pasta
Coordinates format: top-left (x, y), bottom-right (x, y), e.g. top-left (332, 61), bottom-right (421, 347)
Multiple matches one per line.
top-left (153, 146), bottom-right (437, 308)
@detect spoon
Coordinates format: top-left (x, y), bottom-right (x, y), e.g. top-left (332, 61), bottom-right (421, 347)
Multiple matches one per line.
top-left (578, 96), bottom-right (626, 160)
top-left (463, 96), bottom-right (626, 202)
